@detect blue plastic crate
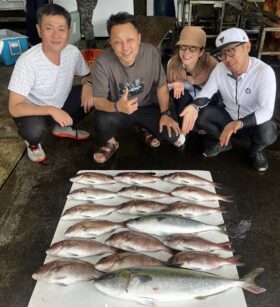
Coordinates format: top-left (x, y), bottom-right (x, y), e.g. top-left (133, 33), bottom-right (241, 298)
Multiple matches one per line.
top-left (0, 29), bottom-right (28, 65)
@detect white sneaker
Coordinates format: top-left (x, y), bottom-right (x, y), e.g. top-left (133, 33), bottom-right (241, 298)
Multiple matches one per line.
top-left (52, 125), bottom-right (90, 140)
top-left (24, 141), bottom-right (46, 163)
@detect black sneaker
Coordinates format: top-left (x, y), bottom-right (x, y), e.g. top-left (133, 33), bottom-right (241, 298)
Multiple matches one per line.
top-left (203, 142), bottom-right (233, 158)
top-left (250, 151), bottom-right (268, 172)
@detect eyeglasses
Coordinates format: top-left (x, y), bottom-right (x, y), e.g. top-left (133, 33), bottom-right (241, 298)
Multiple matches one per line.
top-left (178, 45), bottom-right (203, 53)
top-left (217, 42), bottom-right (245, 61)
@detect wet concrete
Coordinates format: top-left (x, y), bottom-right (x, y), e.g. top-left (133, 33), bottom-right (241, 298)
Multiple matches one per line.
top-left (0, 115), bottom-right (280, 306)
top-left (0, 32), bottom-right (280, 307)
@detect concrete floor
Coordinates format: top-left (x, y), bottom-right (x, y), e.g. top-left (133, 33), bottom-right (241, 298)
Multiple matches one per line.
top-left (0, 40), bottom-right (280, 307)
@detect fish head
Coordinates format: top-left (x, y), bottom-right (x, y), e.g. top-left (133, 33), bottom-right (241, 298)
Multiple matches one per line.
top-left (95, 254), bottom-right (119, 272)
top-left (94, 269), bottom-right (132, 296)
top-left (46, 241), bottom-right (64, 255)
top-left (69, 174), bottom-right (84, 183)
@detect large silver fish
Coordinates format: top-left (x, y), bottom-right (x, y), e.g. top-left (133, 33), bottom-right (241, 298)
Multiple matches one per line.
top-left (64, 220), bottom-right (125, 238)
top-left (105, 231), bottom-right (172, 254)
top-left (162, 172), bottom-right (221, 187)
top-left (46, 239), bottom-right (117, 258)
top-left (168, 251), bottom-right (244, 271)
top-left (117, 186), bottom-right (169, 199)
top-left (126, 215), bottom-right (225, 236)
top-left (95, 252), bottom-right (165, 272)
top-left (117, 200), bottom-right (167, 215)
top-left (67, 188), bottom-right (116, 201)
top-left (163, 234), bottom-right (232, 253)
top-left (170, 186), bottom-right (233, 202)
top-left (161, 201), bottom-right (225, 217)
top-left (32, 259), bottom-right (102, 286)
top-left (69, 172), bottom-right (115, 186)
top-left (61, 204), bottom-right (117, 220)
top-left (114, 172), bottom-right (160, 185)
top-left (94, 266), bottom-right (265, 304)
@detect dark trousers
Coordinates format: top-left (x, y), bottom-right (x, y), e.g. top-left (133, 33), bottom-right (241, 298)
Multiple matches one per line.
top-left (14, 85), bottom-right (87, 145)
top-left (172, 90), bottom-right (194, 127)
top-left (26, 0), bottom-right (48, 45)
top-left (172, 89), bottom-right (221, 127)
top-left (196, 105), bottom-right (278, 153)
top-left (94, 104), bottom-right (178, 144)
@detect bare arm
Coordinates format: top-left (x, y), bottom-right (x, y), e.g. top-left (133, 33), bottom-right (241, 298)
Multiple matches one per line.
top-left (157, 83), bottom-right (180, 137)
top-left (94, 88), bottom-right (138, 114)
top-left (9, 91), bottom-right (73, 127)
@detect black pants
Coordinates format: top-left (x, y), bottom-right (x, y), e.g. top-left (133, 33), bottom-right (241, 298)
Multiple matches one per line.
top-left (94, 104), bottom-right (178, 144)
top-left (14, 85), bottom-right (87, 145)
top-left (26, 0), bottom-right (48, 45)
top-left (196, 105), bottom-right (278, 153)
top-left (172, 89), bottom-right (221, 127)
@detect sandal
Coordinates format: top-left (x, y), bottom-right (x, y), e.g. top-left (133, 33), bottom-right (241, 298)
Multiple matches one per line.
top-left (136, 127), bottom-right (160, 148)
top-left (174, 134), bottom-right (186, 152)
top-left (93, 141), bottom-right (119, 164)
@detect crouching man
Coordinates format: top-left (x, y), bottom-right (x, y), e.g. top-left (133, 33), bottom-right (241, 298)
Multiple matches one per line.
top-left (91, 12), bottom-right (185, 164)
top-left (181, 28), bottom-right (277, 172)
top-left (8, 4), bottom-right (94, 162)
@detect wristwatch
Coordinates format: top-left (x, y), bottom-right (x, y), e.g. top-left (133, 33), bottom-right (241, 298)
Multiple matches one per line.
top-left (161, 109), bottom-right (172, 117)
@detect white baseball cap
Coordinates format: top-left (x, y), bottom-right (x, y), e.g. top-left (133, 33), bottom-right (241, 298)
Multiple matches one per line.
top-left (214, 28), bottom-right (249, 54)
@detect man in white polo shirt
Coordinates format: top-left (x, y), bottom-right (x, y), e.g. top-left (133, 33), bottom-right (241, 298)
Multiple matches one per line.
top-left (8, 3), bottom-right (94, 163)
top-left (180, 28), bottom-right (277, 172)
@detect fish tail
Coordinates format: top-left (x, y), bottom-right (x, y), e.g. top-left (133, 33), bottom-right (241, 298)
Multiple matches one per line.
top-left (241, 268), bottom-right (266, 294)
top-left (219, 241), bottom-right (233, 251)
top-left (220, 195), bottom-right (234, 203)
top-left (213, 182), bottom-right (222, 189)
top-left (219, 206), bottom-right (226, 213)
top-left (228, 255), bottom-right (245, 266)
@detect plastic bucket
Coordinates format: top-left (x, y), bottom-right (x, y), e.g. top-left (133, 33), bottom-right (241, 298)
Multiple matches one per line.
top-left (81, 49), bottom-right (103, 70)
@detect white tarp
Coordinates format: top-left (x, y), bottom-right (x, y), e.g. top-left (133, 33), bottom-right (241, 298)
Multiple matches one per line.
top-left (28, 170), bottom-right (247, 307)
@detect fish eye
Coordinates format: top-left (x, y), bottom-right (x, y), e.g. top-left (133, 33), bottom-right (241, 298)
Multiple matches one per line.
top-left (99, 273), bottom-right (115, 280)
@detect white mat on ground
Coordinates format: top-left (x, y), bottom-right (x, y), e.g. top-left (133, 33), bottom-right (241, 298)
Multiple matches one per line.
top-left (28, 170), bottom-right (247, 307)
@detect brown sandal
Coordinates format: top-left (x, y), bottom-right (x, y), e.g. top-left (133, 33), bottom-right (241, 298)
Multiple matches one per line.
top-left (93, 141), bottom-right (119, 164)
top-left (136, 127), bottom-right (160, 148)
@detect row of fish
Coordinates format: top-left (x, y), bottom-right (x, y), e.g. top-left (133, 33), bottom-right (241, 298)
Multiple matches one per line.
top-left (67, 185), bottom-right (232, 202)
top-left (70, 171), bottom-right (222, 187)
top-left (61, 200), bottom-right (224, 220)
top-left (33, 259), bottom-right (265, 303)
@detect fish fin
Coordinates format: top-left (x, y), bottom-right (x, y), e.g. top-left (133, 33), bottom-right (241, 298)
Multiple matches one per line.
top-left (136, 297), bottom-right (155, 306)
top-left (69, 253), bottom-right (79, 257)
top-left (156, 216), bottom-right (167, 222)
top-left (133, 274), bottom-right (153, 283)
top-left (196, 296), bottom-right (209, 300)
top-left (241, 268), bottom-right (266, 294)
top-left (57, 282), bottom-right (68, 287)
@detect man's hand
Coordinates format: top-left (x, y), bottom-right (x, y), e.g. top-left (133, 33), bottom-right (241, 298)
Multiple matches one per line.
top-left (168, 81), bottom-right (184, 99)
top-left (81, 84), bottom-right (95, 113)
top-left (220, 120), bottom-right (243, 146)
top-left (49, 107), bottom-right (73, 127)
top-left (159, 115), bottom-right (180, 138)
top-left (116, 88), bottom-right (138, 114)
top-left (180, 105), bottom-right (198, 135)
